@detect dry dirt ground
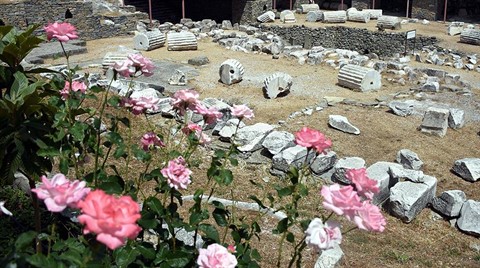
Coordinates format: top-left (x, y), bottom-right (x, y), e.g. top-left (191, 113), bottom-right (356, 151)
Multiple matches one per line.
top-left (46, 17), bottom-right (480, 267)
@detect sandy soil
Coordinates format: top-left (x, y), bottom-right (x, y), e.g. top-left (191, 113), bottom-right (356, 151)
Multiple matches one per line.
top-left (46, 18), bottom-right (480, 267)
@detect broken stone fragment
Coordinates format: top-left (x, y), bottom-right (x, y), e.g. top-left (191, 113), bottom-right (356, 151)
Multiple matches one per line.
top-left (328, 115), bottom-right (360, 135)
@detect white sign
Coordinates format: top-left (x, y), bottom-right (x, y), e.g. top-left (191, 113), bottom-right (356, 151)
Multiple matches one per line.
top-left (406, 30), bottom-right (416, 40)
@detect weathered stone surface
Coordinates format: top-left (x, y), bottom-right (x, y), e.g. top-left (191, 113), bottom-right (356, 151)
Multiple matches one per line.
top-left (233, 123), bottom-right (275, 152)
top-left (388, 165), bottom-right (425, 183)
top-left (272, 145), bottom-right (315, 173)
top-left (367, 162), bottom-right (402, 205)
top-left (257, 11), bottom-right (275, 23)
top-left (457, 200), bottom-right (480, 236)
top-left (13, 172), bottom-right (30, 194)
top-left (328, 115), bottom-right (360, 135)
top-left (263, 72), bottom-right (293, 99)
top-left (396, 149), bottom-right (423, 170)
top-left (332, 157), bottom-right (366, 184)
top-left (310, 151), bottom-right (337, 175)
top-left (168, 70), bottom-right (186, 85)
top-left (388, 101), bottom-right (414, 117)
top-left (419, 107), bottom-right (449, 137)
top-left (432, 190), bottom-right (467, 218)
top-left (314, 244), bottom-right (344, 268)
top-left (448, 108), bottom-right (465, 129)
top-left (452, 158), bottom-right (480, 182)
top-left (389, 175), bottom-right (437, 223)
top-left (219, 59), bottom-right (245, 85)
top-left (338, 64), bottom-right (381, 92)
top-left (216, 119), bottom-right (244, 138)
top-left (188, 56), bottom-right (209, 66)
top-left (262, 131), bottom-right (295, 155)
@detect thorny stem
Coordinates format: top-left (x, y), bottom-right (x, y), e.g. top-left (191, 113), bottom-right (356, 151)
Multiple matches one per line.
top-left (93, 77), bottom-right (113, 186)
top-left (276, 231), bottom-right (288, 267)
top-left (59, 41), bottom-right (70, 69)
top-left (47, 223), bottom-right (56, 257)
top-left (29, 178), bottom-right (42, 254)
top-left (342, 226), bottom-right (358, 235)
top-left (287, 236), bottom-right (306, 268)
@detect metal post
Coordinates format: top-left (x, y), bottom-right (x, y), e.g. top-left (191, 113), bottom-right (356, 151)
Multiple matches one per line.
top-left (273, 0), bottom-right (276, 10)
top-left (182, 0), bottom-right (185, 19)
top-left (290, 0), bottom-right (292, 10)
top-left (341, 0), bottom-right (344, 10)
top-left (148, 0), bottom-right (152, 25)
top-left (443, 0), bottom-right (448, 23)
top-left (406, 0), bottom-right (409, 18)
top-left (372, 0), bottom-right (375, 9)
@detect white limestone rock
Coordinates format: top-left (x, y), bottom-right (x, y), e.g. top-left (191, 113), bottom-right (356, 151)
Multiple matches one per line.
top-left (388, 101), bottom-right (414, 117)
top-left (452, 158), bottom-right (480, 182)
top-left (233, 123), bottom-right (275, 152)
top-left (262, 131), bottom-right (295, 155)
top-left (332, 157), bottom-right (366, 185)
top-left (168, 70), bottom-right (187, 85)
top-left (388, 165), bottom-right (425, 183)
top-left (432, 190), bottom-right (467, 218)
top-left (448, 108), bottom-right (465, 129)
top-left (457, 200), bottom-right (480, 236)
top-left (272, 145), bottom-right (315, 173)
top-left (396, 149), bottom-right (423, 170)
top-left (367, 162), bottom-right (402, 205)
top-left (216, 119), bottom-right (244, 138)
top-left (419, 107), bottom-right (450, 137)
top-left (310, 151), bottom-right (337, 175)
top-left (389, 175), bottom-right (437, 223)
top-left (328, 115), bottom-right (360, 135)
top-left (314, 244), bottom-right (344, 268)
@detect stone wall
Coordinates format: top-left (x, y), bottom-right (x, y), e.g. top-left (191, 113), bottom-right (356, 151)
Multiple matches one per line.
top-left (261, 25), bottom-right (437, 57)
top-left (411, 0), bottom-right (438, 20)
top-left (0, 0), bottom-right (147, 40)
top-left (351, 0), bottom-right (370, 10)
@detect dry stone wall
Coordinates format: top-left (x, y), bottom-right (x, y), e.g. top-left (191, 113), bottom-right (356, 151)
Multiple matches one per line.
top-left (261, 25), bottom-right (437, 57)
top-left (0, 0), bottom-right (147, 40)
top-left (411, 0), bottom-right (438, 21)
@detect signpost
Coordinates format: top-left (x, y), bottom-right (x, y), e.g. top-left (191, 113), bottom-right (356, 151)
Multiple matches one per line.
top-left (405, 30), bottom-right (416, 56)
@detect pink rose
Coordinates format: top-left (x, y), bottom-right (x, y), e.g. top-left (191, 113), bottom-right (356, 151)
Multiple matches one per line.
top-left (230, 104), bottom-right (254, 120)
top-left (197, 243), bottom-right (238, 268)
top-left (60, 81), bottom-right (87, 100)
top-left (114, 54), bottom-right (155, 78)
top-left (113, 59), bottom-right (135, 77)
top-left (0, 201), bottom-right (13, 216)
top-left (128, 54), bottom-right (155, 77)
top-left (77, 190), bottom-right (142, 250)
top-left (194, 103), bottom-right (223, 124)
top-left (121, 97), bottom-right (159, 115)
top-left (321, 184), bottom-right (362, 221)
top-left (305, 218), bottom-right (342, 251)
top-left (44, 22), bottom-right (78, 42)
top-left (182, 122), bottom-right (211, 145)
top-left (31, 174), bottom-right (91, 212)
top-left (294, 127), bottom-right (332, 154)
top-left (171, 89), bottom-right (200, 115)
top-left (353, 201), bottom-right (386, 232)
top-left (140, 132), bottom-right (165, 151)
top-left (345, 168), bottom-right (379, 200)
top-left (161, 156), bottom-right (192, 190)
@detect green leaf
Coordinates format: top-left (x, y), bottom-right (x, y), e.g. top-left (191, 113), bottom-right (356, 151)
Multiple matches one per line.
top-left (198, 224), bottom-right (220, 242)
top-left (59, 157), bottom-right (69, 174)
top-left (15, 231), bottom-right (37, 250)
top-left (145, 197), bottom-right (165, 216)
top-left (27, 254), bottom-right (57, 267)
top-left (98, 175), bottom-right (125, 194)
top-left (249, 195), bottom-right (266, 209)
top-left (165, 251), bottom-right (192, 267)
top-left (274, 218), bottom-right (288, 234)
top-left (212, 208), bottom-right (228, 227)
top-left (70, 122), bottom-right (87, 141)
top-left (114, 245), bottom-right (140, 268)
top-left (286, 232), bottom-right (295, 243)
top-left (137, 243), bottom-right (156, 260)
top-left (132, 146), bottom-right (151, 162)
top-left (275, 186), bottom-right (293, 197)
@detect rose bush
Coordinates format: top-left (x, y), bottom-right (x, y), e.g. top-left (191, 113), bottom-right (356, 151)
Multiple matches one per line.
top-left (0, 22), bottom-right (387, 267)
